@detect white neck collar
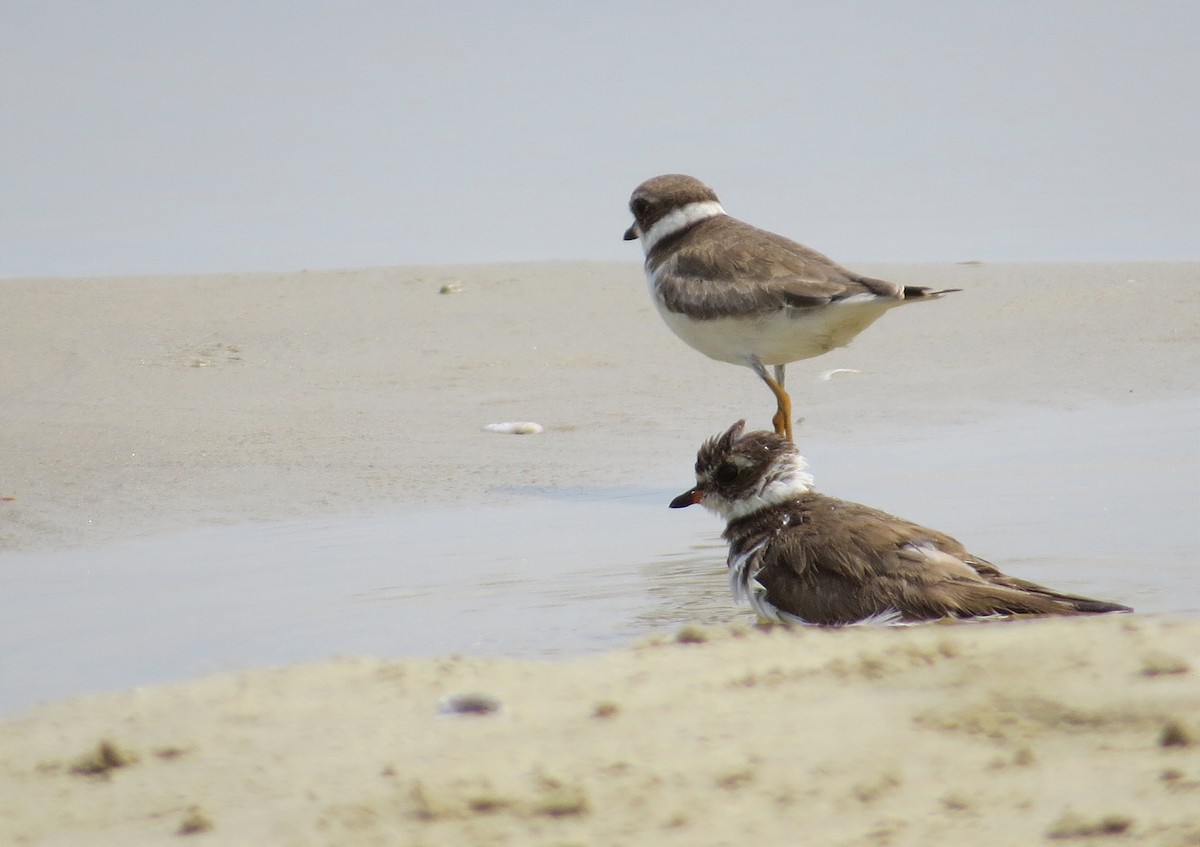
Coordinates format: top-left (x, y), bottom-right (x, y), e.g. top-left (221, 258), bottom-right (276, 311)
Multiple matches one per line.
top-left (641, 200), bottom-right (725, 254)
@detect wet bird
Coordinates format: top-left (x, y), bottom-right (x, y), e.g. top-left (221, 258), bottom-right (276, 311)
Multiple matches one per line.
top-left (624, 174), bottom-right (958, 441)
top-left (670, 420), bottom-right (1132, 625)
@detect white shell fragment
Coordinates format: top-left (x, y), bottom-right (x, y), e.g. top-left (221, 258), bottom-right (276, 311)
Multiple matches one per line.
top-left (818, 368), bottom-right (862, 381)
top-left (483, 421), bottom-right (544, 435)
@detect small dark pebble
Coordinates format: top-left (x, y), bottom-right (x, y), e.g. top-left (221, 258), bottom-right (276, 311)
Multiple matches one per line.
top-left (1047, 811), bottom-right (1133, 839)
top-left (70, 740), bottom-right (137, 776)
top-left (1160, 719), bottom-right (1194, 748)
top-left (438, 692), bottom-right (502, 716)
top-left (177, 807), bottom-right (213, 835)
top-left (592, 701), bottom-right (620, 719)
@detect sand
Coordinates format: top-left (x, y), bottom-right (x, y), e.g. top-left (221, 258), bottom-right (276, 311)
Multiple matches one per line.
top-left (1, 617), bottom-right (1198, 846)
top-left (1, 261), bottom-right (1198, 844)
top-left (3, 261), bottom-right (1196, 550)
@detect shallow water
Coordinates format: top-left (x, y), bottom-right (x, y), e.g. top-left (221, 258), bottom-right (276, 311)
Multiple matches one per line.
top-left (1, 397), bottom-right (1196, 717)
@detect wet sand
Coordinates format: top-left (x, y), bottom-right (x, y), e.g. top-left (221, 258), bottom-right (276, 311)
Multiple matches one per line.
top-left (1, 262), bottom-right (1198, 844)
top-left (3, 261), bottom-right (1196, 550)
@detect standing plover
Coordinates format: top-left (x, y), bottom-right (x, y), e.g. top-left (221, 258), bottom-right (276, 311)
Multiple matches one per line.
top-left (625, 174), bottom-right (957, 440)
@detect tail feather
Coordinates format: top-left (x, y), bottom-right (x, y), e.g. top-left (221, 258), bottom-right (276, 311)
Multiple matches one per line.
top-left (1061, 596), bottom-right (1133, 614)
top-left (972, 563), bottom-right (1133, 616)
top-left (983, 582), bottom-right (1133, 617)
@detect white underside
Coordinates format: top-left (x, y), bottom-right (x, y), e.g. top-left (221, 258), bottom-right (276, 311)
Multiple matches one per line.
top-left (729, 543), bottom-right (790, 624)
top-left (652, 289), bottom-right (895, 366)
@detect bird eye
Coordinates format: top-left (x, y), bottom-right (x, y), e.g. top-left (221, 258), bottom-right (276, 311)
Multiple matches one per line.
top-left (714, 463), bottom-right (739, 485)
top-left (630, 197), bottom-right (650, 216)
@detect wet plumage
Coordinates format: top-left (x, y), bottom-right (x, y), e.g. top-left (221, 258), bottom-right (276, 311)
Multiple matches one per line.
top-left (671, 421), bottom-right (1132, 625)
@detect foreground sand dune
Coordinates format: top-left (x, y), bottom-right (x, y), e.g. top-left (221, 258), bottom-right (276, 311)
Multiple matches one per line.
top-left (2, 617), bottom-right (1198, 845)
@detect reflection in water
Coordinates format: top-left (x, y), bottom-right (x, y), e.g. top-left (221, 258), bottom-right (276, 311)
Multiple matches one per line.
top-left (0, 397), bottom-right (1195, 716)
top-left (633, 540), bottom-right (743, 633)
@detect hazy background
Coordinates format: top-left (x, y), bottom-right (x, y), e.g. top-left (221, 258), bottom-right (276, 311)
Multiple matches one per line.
top-left (2, 1), bottom-right (1197, 278)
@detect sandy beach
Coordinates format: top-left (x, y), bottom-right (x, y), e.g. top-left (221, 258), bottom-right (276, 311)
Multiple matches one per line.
top-left (2, 261), bottom-right (1198, 844)
top-left (2, 261), bottom-right (1197, 547)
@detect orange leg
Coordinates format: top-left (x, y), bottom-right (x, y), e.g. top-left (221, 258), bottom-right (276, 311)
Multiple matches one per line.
top-left (750, 360), bottom-right (794, 442)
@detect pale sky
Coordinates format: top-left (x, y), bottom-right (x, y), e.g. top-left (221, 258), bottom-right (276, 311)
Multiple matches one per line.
top-left (2, 1), bottom-right (1197, 277)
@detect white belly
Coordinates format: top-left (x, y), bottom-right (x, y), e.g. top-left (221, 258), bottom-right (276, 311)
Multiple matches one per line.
top-left (654, 295), bottom-right (895, 367)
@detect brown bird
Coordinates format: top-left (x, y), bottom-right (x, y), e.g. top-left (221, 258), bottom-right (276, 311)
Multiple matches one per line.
top-left (670, 420), bottom-right (1132, 625)
top-left (624, 173), bottom-right (958, 441)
